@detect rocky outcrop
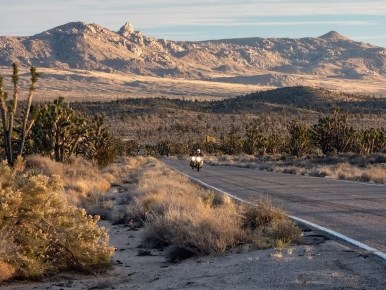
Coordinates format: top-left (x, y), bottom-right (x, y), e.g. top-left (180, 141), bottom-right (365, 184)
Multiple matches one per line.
top-left (118, 22), bottom-right (134, 38)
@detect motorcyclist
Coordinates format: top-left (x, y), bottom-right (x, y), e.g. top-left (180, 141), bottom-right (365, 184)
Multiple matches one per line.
top-left (189, 148), bottom-right (203, 157)
top-left (189, 149), bottom-right (204, 171)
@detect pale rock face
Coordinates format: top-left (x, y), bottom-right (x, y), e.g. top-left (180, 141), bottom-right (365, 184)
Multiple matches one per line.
top-left (118, 22), bottom-right (134, 38)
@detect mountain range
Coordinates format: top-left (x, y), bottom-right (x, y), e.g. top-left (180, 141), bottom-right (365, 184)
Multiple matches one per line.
top-left (0, 21), bottom-right (385, 98)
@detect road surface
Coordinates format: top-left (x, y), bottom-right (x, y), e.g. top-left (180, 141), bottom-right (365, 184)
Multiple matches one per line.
top-left (164, 158), bottom-right (386, 254)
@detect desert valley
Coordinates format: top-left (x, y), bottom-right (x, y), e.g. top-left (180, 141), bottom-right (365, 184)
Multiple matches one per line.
top-left (1, 17), bottom-right (386, 290)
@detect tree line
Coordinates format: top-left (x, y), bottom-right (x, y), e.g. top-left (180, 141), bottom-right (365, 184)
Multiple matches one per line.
top-left (145, 108), bottom-right (386, 157)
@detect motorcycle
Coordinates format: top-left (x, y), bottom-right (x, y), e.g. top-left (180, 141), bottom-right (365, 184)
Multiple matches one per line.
top-left (189, 155), bottom-right (204, 171)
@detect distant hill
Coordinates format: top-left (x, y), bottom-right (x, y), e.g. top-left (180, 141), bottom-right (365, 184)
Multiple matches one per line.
top-left (1, 21), bottom-right (386, 86)
top-left (75, 86), bottom-right (386, 115)
top-left (212, 86), bottom-right (386, 114)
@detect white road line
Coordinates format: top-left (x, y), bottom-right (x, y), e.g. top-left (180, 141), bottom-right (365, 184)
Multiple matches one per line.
top-left (172, 166), bottom-right (386, 261)
top-left (289, 216), bottom-right (386, 260)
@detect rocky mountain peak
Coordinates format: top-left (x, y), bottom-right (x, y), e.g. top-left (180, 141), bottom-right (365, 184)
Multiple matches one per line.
top-left (118, 22), bottom-right (134, 37)
top-left (318, 31), bottom-right (350, 41)
top-left (45, 21), bottom-right (87, 34)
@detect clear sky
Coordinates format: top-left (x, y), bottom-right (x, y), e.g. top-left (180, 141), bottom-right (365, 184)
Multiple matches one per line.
top-left (1, 0), bottom-right (386, 47)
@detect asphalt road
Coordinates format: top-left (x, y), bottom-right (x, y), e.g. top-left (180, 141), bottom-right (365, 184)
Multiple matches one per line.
top-left (163, 158), bottom-right (386, 253)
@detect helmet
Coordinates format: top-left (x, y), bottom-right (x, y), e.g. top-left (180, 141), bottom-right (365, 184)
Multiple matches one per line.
top-left (197, 149), bottom-right (201, 153)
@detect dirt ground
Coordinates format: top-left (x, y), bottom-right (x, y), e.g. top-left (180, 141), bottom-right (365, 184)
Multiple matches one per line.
top-left (3, 219), bottom-right (386, 290)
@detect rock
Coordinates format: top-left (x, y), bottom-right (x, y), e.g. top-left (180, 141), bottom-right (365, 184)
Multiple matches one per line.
top-left (118, 22), bottom-right (134, 38)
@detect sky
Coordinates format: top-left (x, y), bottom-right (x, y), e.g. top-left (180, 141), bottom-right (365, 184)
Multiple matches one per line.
top-left (0, 0), bottom-right (386, 47)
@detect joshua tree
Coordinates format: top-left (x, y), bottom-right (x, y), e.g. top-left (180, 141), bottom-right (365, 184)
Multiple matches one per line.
top-left (31, 98), bottom-right (121, 165)
top-left (0, 63), bottom-right (39, 166)
top-left (244, 123), bottom-right (260, 155)
top-left (311, 108), bottom-right (354, 154)
top-left (287, 121), bottom-right (313, 157)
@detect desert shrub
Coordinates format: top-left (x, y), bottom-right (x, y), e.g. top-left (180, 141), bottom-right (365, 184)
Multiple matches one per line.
top-left (87, 157), bottom-right (301, 260)
top-left (240, 199), bottom-right (301, 248)
top-left (241, 198), bottom-right (285, 230)
top-left (25, 155), bottom-right (112, 206)
top-left (0, 161), bottom-right (115, 281)
top-left (87, 157), bottom-right (151, 224)
top-left (0, 215), bottom-right (18, 282)
top-left (144, 202), bottom-right (242, 256)
top-left (102, 156), bottom-right (147, 184)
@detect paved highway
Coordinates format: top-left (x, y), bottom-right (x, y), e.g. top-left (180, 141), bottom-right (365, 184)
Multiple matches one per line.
top-left (164, 158), bottom-right (386, 254)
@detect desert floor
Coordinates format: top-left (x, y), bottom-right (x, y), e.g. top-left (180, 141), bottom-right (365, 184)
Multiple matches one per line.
top-left (1, 67), bottom-right (385, 102)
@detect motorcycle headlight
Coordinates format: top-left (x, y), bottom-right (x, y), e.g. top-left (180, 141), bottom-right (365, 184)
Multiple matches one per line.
top-left (191, 156), bottom-right (196, 161)
top-left (196, 156), bottom-right (202, 162)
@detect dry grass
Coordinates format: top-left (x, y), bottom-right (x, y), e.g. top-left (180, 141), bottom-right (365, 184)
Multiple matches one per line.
top-left (25, 155), bottom-right (113, 206)
top-left (311, 163), bottom-right (386, 183)
top-left (102, 156), bottom-right (148, 185)
top-left (94, 157), bottom-right (301, 261)
top-left (207, 153), bottom-right (386, 184)
top-left (0, 261), bottom-right (15, 282)
top-left (241, 198), bottom-right (301, 248)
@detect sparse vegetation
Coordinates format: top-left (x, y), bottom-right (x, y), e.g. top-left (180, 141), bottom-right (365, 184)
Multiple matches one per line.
top-left (93, 157), bottom-right (301, 261)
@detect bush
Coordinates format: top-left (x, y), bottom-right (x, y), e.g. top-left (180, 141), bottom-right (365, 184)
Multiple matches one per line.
top-left (240, 199), bottom-right (301, 248)
top-left (144, 200), bottom-right (242, 256)
top-left (25, 155), bottom-right (112, 207)
top-left (0, 161), bottom-right (115, 281)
